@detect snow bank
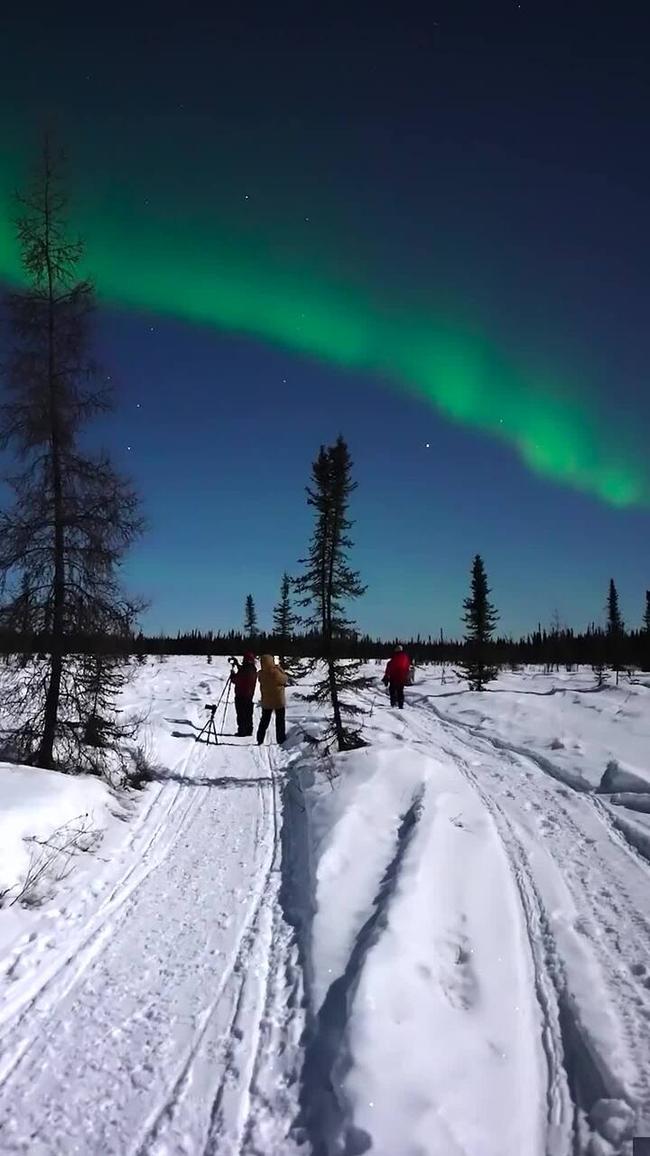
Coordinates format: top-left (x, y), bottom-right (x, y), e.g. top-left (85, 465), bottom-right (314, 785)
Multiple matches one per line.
top-left (0, 763), bottom-right (114, 903)
top-left (597, 760), bottom-right (650, 795)
top-left (307, 746), bottom-right (425, 1009)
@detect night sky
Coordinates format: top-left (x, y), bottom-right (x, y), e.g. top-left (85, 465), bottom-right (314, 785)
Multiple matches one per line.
top-left (2, 2), bottom-right (649, 639)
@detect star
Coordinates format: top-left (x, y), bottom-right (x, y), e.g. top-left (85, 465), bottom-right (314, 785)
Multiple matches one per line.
top-left (425, 442), bottom-right (430, 449)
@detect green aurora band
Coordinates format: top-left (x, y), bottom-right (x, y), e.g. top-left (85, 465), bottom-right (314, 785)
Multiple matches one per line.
top-left (0, 186), bottom-right (646, 509)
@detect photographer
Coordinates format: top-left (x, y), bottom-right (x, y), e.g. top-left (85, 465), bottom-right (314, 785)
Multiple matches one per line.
top-left (229, 653), bottom-right (257, 738)
top-left (256, 654), bottom-right (288, 745)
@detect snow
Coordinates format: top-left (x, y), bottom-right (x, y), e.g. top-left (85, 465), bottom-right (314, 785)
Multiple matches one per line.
top-left (417, 665), bottom-right (650, 793)
top-left (308, 747), bottom-right (547, 1156)
top-left (0, 763), bottom-right (114, 899)
top-left (0, 657), bottom-right (649, 1154)
top-left (293, 664), bottom-right (650, 1154)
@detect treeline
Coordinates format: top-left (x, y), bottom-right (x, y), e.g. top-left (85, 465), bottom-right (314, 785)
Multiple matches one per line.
top-left (2, 618), bottom-right (648, 671)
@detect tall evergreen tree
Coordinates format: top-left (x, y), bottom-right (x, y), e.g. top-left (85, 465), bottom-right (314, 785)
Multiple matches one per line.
top-left (461, 555), bottom-right (499, 691)
top-left (295, 436), bottom-right (367, 750)
top-left (273, 572), bottom-right (298, 667)
top-left (606, 578), bottom-right (624, 684)
top-left (0, 140), bottom-right (143, 769)
top-left (644, 590), bottom-right (650, 635)
top-left (244, 593), bottom-right (258, 638)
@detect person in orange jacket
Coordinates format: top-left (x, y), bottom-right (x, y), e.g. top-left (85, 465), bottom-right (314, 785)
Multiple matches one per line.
top-left (257, 654), bottom-right (289, 745)
top-left (383, 645), bottom-right (411, 709)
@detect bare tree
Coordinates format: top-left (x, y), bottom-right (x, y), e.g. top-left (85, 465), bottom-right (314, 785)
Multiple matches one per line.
top-left (0, 139), bottom-right (144, 770)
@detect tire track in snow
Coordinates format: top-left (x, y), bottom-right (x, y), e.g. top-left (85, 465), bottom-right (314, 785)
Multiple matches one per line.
top-left (0, 741), bottom-right (300, 1154)
top-left (419, 694), bottom-right (650, 878)
top-left (0, 735), bottom-right (210, 1087)
top-left (415, 697), bottom-right (650, 972)
top-left (131, 745), bottom-right (305, 1156)
top-left (200, 746), bottom-right (305, 1156)
top-left (450, 748), bottom-right (639, 1155)
top-left (132, 811), bottom-right (276, 1155)
top-left (450, 753), bottom-right (592, 1156)
top-left (392, 697), bottom-right (645, 1152)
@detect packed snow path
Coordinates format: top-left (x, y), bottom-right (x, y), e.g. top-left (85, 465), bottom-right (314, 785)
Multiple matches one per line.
top-left (0, 704), bottom-right (305, 1154)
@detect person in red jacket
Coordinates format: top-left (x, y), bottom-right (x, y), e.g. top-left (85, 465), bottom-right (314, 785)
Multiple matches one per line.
top-left (230, 652), bottom-right (257, 737)
top-left (383, 645), bottom-right (411, 709)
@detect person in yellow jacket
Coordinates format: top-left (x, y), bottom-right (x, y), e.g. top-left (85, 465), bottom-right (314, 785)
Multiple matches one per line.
top-left (256, 654), bottom-right (289, 745)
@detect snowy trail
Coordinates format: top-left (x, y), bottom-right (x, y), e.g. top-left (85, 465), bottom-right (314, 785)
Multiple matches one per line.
top-left (3, 661), bottom-right (650, 1155)
top-left (373, 688), bottom-right (650, 1151)
top-left (0, 671), bottom-right (305, 1155)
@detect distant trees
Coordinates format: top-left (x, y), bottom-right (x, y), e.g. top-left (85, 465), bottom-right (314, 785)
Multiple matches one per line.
top-left (243, 594), bottom-right (258, 639)
top-left (461, 555), bottom-right (499, 691)
top-left (295, 436), bottom-right (367, 749)
top-left (273, 572), bottom-right (298, 667)
top-left (643, 591), bottom-right (650, 672)
top-left (0, 140), bottom-right (143, 770)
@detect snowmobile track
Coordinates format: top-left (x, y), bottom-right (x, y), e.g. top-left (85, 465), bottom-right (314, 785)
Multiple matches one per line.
top-left (397, 697), bottom-right (648, 1151)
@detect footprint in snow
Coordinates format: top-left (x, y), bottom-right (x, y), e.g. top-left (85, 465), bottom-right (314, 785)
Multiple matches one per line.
top-left (440, 938), bottom-right (479, 1010)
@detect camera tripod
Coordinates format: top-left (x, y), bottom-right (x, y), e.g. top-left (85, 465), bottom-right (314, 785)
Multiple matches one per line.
top-left (195, 675), bottom-right (232, 745)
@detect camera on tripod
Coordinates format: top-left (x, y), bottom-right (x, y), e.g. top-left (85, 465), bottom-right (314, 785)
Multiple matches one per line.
top-left (205, 703), bottom-right (216, 712)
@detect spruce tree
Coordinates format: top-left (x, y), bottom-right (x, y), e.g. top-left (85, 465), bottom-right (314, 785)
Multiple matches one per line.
top-left (0, 140), bottom-right (143, 769)
top-left (461, 555), bottom-right (499, 691)
top-left (273, 572), bottom-right (298, 667)
top-left (244, 594), bottom-right (258, 639)
top-left (295, 436), bottom-right (367, 750)
top-left (606, 578), bottom-right (624, 684)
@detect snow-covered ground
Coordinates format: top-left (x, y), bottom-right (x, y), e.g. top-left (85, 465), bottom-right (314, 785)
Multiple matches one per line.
top-left (1, 658), bottom-right (649, 1154)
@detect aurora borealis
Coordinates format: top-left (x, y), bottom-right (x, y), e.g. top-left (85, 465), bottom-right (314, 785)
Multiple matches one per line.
top-left (2, 2), bottom-right (649, 636)
top-left (0, 172), bottom-right (646, 509)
